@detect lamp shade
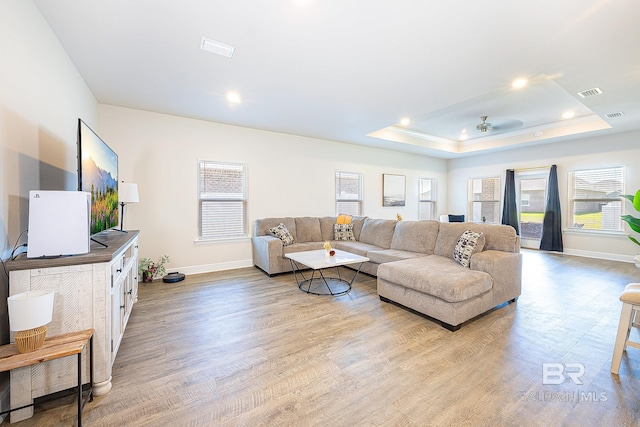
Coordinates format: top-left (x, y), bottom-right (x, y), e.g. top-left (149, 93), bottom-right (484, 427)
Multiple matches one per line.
top-left (119, 182), bottom-right (139, 204)
top-left (8, 290), bottom-right (55, 331)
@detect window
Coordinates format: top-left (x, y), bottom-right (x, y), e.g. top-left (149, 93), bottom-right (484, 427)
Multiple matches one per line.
top-left (569, 167), bottom-right (624, 231)
top-left (198, 160), bottom-right (247, 239)
top-left (469, 177), bottom-right (501, 223)
top-left (418, 178), bottom-right (437, 220)
top-left (336, 171), bottom-right (362, 216)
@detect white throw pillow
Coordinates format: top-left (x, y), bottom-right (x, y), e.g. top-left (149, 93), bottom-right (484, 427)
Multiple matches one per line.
top-left (453, 230), bottom-right (485, 267)
top-left (269, 223), bottom-right (295, 246)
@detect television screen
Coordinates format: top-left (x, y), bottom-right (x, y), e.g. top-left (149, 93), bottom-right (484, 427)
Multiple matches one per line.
top-left (77, 119), bottom-right (119, 235)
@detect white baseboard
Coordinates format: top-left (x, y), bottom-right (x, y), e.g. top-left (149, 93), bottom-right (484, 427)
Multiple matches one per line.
top-left (560, 249), bottom-right (635, 264)
top-left (166, 259), bottom-right (254, 276)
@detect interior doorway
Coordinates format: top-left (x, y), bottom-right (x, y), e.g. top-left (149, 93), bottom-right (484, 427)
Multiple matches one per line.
top-left (516, 170), bottom-right (548, 249)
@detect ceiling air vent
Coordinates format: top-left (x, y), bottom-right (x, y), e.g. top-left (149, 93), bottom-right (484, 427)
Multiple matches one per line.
top-left (605, 112), bottom-right (625, 119)
top-left (200, 37), bottom-right (235, 58)
top-left (577, 87), bottom-right (603, 98)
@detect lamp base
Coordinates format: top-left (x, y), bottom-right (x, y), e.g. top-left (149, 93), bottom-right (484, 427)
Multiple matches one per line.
top-left (15, 326), bottom-right (47, 353)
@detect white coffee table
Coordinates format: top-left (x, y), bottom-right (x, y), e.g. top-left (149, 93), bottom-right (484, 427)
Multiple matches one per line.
top-left (284, 249), bottom-right (369, 296)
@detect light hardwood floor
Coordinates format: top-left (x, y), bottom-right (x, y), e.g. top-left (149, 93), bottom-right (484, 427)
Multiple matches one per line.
top-left (4, 250), bottom-right (640, 426)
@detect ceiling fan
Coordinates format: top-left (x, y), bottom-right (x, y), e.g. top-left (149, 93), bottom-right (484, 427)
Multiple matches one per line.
top-left (476, 116), bottom-right (493, 133)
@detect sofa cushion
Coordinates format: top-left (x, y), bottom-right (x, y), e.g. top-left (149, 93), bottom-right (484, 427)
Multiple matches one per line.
top-left (377, 256), bottom-right (492, 303)
top-left (254, 217), bottom-right (296, 239)
top-left (367, 249), bottom-right (427, 264)
top-left (453, 230), bottom-right (485, 267)
top-left (468, 223), bottom-right (518, 252)
top-left (269, 223), bottom-right (295, 246)
top-left (294, 217), bottom-right (322, 243)
top-left (359, 218), bottom-right (397, 249)
top-left (390, 220), bottom-right (439, 254)
top-left (283, 242), bottom-right (324, 254)
top-left (351, 216), bottom-right (367, 241)
top-left (333, 241), bottom-right (381, 257)
top-left (334, 223), bottom-right (355, 241)
top-left (319, 217), bottom-right (337, 241)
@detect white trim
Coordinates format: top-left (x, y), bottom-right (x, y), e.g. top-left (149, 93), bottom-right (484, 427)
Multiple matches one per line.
top-left (166, 259), bottom-right (253, 276)
top-left (563, 228), bottom-right (627, 238)
top-left (193, 236), bottom-right (251, 245)
top-left (560, 248), bottom-right (636, 264)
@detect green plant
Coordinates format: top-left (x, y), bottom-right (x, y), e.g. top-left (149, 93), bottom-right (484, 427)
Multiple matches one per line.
top-left (138, 255), bottom-right (170, 281)
top-left (621, 189), bottom-right (640, 247)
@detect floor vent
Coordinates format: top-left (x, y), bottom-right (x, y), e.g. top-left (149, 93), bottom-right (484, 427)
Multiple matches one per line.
top-left (577, 87), bottom-right (603, 98)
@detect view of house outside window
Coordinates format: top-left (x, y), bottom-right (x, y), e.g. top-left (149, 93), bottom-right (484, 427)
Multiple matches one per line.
top-left (520, 177), bottom-right (547, 239)
top-left (198, 160), bottom-right (247, 239)
top-left (568, 167), bottom-right (624, 231)
top-left (469, 177), bottom-right (501, 223)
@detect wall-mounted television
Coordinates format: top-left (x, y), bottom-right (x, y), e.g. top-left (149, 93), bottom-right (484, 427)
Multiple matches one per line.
top-left (77, 119), bottom-right (119, 235)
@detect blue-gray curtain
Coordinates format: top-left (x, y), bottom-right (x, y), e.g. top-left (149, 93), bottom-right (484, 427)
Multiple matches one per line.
top-left (502, 169), bottom-right (520, 234)
top-left (540, 164), bottom-right (563, 251)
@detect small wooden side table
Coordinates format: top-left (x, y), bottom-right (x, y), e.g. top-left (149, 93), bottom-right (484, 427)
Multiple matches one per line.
top-left (0, 329), bottom-right (94, 426)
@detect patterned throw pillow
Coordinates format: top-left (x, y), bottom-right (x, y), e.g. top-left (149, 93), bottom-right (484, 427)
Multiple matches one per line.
top-left (453, 230), bottom-right (484, 268)
top-left (268, 223), bottom-right (295, 246)
top-left (334, 223), bottom-right (355, 241)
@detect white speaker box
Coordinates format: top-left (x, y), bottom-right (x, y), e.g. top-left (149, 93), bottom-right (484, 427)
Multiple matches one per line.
top-left (27, 190), bottom-right (91, 258)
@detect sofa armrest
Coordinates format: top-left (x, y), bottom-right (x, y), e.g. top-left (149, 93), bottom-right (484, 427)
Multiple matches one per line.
top-left (252, 235), bottom-right (283, 275)
top-left (471, 250), bottom-right (522, 304)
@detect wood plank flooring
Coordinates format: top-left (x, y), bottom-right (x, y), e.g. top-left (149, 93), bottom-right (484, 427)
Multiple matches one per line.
top-left (4, 250), bottom-right (640, 426)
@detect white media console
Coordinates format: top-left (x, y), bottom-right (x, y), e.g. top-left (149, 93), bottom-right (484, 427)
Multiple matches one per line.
top-left (6, 230), bottom-right (139, 422)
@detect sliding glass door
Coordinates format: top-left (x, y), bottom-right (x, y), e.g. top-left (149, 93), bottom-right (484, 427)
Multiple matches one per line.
top-left (516, 172), bottom-right (548, 248)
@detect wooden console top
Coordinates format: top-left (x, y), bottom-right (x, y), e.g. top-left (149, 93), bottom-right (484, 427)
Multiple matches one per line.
top-left (6, 230), bottom-right (140, 271)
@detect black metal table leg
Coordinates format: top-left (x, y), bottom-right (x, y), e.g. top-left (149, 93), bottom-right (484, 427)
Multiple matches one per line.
top-left (77, 351), bottom-right (82, 427)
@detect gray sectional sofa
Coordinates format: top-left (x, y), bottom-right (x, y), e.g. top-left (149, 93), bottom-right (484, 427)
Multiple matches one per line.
top-left (252, 216), bottom-right (522, 330)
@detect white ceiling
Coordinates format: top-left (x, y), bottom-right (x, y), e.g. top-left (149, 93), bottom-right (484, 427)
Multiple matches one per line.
top-left (34, 0), bottom-right (640, 159)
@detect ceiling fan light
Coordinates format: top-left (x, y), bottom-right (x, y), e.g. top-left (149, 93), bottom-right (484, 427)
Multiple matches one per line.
top-left (476, 116), bottom-right (492, 132)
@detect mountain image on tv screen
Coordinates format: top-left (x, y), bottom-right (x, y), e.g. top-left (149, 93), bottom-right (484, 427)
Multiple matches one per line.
top-left (79, 121), bottom-right (118, 235)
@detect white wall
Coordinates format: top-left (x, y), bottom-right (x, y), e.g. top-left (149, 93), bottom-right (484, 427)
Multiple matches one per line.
top-left (1, 1), bottom-right (97, 256)
top-left (0, 0), bottom-right (97, 416)
top-left (448, 131), bottom-right (640, 261)
top-left (97, 104), bottom-right (448, 273)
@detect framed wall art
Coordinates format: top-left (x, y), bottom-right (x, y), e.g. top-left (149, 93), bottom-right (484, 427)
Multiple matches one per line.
top-left (383, 174), bottom-right (406, 207)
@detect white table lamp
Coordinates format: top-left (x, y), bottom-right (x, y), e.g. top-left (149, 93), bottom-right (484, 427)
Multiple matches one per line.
top-left (8, 289), bottom-right (55, 353)
top-left (119, 182), bottom-right (139, 231)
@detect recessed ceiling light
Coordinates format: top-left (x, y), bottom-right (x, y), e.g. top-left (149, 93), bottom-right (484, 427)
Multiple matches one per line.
top-left (201, 37), bottom-right (235, 58)
top-left (459, 133), bottom-right (468, 141)
top-left (512, 78), bottom-right (528, 89)
top-left (562, 111), bottom-right (575, 119)
top-left (400, 118), bottom-right (410, 126)
top-left (226, 92), bottom-right (241, 104)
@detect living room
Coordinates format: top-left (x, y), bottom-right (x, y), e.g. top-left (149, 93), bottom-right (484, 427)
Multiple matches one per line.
top-left (1, 1), bottom-right (640, 425)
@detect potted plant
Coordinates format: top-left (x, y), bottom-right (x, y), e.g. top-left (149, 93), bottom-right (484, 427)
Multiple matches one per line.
top-left (622, 189), bottom-right (640, 267)
top-left (138, 255), bottom-right (170, 282)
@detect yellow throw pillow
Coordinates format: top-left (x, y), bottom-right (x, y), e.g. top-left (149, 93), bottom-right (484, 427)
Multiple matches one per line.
top-left (336, 214), bottom-right (352, 224)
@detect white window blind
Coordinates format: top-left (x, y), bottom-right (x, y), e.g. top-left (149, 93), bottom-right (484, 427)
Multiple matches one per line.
top-left (569, 167), bottom-right (624, 231)
top-left (469, 177), bottom-right (501, 223)
top-left (419, 178), bottom-right (437, 220)
top-left (198, 160), bottom-right (247, 239)
top-left (336, 171), bottom-right (362, 216)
